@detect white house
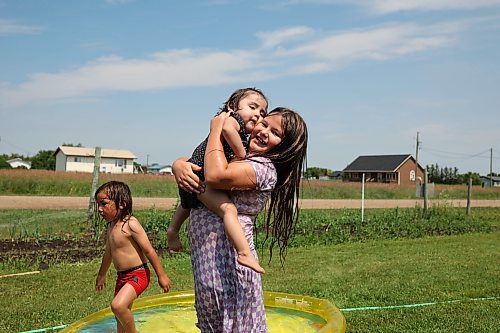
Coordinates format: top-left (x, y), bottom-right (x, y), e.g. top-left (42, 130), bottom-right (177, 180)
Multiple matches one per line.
top-left (147, 164), bottom-right (173, 175)
top-left (481, 175), bottom-right (500, 187)
top-left (54, 146), bottom-right (136, 174)
top-left (6, 158), bottom-right (32, 169)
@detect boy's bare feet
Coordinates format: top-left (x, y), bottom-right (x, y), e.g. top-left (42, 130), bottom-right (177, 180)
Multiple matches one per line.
top-left (166, 228), bottom-right (183, 252)
top-left (237, 253), bottom-right (265, 274)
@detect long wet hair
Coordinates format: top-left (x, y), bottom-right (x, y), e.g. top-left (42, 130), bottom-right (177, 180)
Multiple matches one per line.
top-left (94, 180), bottom-right (133, 223)
top-left (255, 107), bottom-right (308, 264)
top-left (219, 87), bottom-right (268, 114)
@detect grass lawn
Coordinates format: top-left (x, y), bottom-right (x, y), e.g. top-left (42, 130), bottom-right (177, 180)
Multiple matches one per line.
top-left (1, 232), bottom-right (498, 332)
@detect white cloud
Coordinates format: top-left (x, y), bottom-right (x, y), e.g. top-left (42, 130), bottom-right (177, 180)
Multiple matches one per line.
top-left (0, 49), bottom-right (264, 106)
top-left (0, 19), bottom-right (43, 36)
top-left (255, 26), bottom-right (314, 48)
top-left (367, 0), bottom-right (500, 14)
top-left (0, 20), bottom-right (467, 107)
top-left (274, 22), bottom-right (458, 69)
top-left (105, 0), bottom-right (135, 4)
top-left (274, 0), bottom-right (500, 14)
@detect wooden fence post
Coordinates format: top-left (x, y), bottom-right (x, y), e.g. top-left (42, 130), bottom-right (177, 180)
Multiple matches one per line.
top-left (87, 147), bottom-right (102, 229)
top-left (423, 170), bottom-right (428, 214)
top-left (466, 178), bottom-right (472, 216)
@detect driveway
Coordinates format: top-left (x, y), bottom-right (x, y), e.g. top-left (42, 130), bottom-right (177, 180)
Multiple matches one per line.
top-left (1, 196), bottom-right (499, 209)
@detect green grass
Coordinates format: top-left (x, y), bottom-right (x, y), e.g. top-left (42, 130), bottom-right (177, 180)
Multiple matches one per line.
top-left (1, 202), bottom-right (498, 332)
top-left (1, 233), bottom-right (498, 332)
top-left (2, 169), bottom-right (500, 199)
top-left (0, 209), bottom-right (88, 240)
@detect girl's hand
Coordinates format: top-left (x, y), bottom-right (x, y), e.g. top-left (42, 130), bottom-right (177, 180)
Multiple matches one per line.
top-left (172, 158), bottom-right (204, 194)
top-left (158, 274), bottom-right (172, 293)
top-left (210, 111), bottom-right (231, 131)
top-left (95, 275), bottom-right (106, 292)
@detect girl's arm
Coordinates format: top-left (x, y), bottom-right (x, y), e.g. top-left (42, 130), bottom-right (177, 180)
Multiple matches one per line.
top-left (95, 237), bottom-right (112, 292)
top-left (204, 113), bottom-right (257, 190)
top-left (129, 217), bottom-right (171, 293)
top-left (222, 116), bottom-right (246, 159)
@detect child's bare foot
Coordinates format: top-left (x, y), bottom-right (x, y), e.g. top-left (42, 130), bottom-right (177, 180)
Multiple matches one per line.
top-left (167, 228), bottom-right (183, 252)
top-left (237, 253), bottom-right (265, 273)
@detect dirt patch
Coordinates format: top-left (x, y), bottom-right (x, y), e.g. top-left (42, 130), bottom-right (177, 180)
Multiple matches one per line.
top-left (2, 196), bottom-right (500, 209)
top-left (0, 237), bottom-right (105, 264)
top-left (0, 235), bottom-right (170, 265)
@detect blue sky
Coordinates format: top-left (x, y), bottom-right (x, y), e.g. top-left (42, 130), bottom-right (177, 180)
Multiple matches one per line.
top-left (1, 0), bottom-right (499, 175)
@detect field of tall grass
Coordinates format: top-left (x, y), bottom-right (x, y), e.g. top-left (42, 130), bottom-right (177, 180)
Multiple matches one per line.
top-left (1, 169), bottom-right (500, 199)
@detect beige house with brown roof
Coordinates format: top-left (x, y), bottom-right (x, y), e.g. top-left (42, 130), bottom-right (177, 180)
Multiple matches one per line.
top-left (54, 146), bottom-right (136, 174)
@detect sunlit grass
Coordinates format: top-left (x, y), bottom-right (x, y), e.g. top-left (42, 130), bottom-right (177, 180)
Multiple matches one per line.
top-left (0, 233), bottom-right (498, 332)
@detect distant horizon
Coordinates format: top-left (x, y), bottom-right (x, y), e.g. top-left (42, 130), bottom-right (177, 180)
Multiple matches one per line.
top-left (2, 144), bottom-right (496, 177)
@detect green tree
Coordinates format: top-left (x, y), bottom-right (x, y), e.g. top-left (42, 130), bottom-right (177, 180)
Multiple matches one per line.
top-left (459, 172), bottom-right (481, 185)
top-left (0, 155), bottom-right (12, 169)
top-left (304, 167), bottom-right (332, 179)
top-left (61, 143), bottom-right (83, 147)
top-left (30, 150), bottom-right (56, 170)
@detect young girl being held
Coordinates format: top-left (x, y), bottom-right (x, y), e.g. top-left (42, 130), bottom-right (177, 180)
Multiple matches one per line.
top-left (95, 181), bottom-right (171, 333)
top-left (167, 88), bottom-right (268, 273)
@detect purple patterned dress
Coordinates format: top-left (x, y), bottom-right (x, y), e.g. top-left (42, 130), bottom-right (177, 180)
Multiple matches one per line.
top-left (188, 156), bottom-right (277, 332)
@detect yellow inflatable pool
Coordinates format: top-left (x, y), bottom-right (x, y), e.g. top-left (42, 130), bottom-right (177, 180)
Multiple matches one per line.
top-left (61, 291), bottom-right (346, 333)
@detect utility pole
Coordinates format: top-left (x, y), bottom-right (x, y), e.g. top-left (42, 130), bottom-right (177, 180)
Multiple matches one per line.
top-left (415, 132), bottom-right (420, 186)
top-left (490, 148), bottom-right (493, 187)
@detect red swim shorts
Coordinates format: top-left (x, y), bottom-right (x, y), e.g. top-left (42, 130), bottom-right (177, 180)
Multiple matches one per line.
top-left (115, 263), bottom-right (151, 297)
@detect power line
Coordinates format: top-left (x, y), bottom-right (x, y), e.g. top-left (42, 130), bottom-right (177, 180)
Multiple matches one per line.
top-left (421, 147), bottom-right (498, 162)
top-left (0, 136), bottom-right (32, 156)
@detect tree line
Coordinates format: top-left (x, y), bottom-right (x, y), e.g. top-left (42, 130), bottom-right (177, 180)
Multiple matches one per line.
top-left (425, 163), bottom-right (487, 185)
top-left (0, 151), bottom-right (56, 170)
top-left (304, 165), bottom-right (493, 186)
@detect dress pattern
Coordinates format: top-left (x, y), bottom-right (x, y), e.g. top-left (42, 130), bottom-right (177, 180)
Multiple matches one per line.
top-left (188, 156), bottom-right (277, 332)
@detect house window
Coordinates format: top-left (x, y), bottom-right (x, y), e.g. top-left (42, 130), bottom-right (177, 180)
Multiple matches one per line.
top-left (410, 170), bottom-right (416, 181)
top-left (74, 157), bottom-right (83, 163)
top-left (387, 173), bottom-right (397, 181)
top-left (115, 159), bottom-right (126, 167)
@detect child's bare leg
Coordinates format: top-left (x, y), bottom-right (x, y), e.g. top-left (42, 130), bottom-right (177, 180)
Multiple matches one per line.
top-left (199, 187), bottom-right (265, 273)
top-left (112, 284), bottom-right (138, 333)
top-left (167, 206), bottom-right (189, 252)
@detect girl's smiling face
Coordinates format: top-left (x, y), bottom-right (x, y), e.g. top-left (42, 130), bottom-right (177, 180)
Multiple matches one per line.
top-left (248, 114), bottom-right (283, 154)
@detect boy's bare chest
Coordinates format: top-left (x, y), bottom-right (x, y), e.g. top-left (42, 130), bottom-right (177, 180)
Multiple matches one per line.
top-left (107, 223), bottom-right (132, 249)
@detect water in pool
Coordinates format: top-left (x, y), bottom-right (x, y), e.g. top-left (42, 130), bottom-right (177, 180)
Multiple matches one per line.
top-left (78, 304), bottom-right (326, 332)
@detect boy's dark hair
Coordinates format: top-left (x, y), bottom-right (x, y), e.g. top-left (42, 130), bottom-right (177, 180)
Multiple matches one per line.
top-left (94, 181), bottom-right (133, 222)
top-left (256, 107), bottom-right (308, 264)
top-left (220, 87), bottom-right (269, 114)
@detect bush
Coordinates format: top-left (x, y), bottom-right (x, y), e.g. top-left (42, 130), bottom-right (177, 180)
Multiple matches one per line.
top-left (254, 206), bottom-right (493, 249)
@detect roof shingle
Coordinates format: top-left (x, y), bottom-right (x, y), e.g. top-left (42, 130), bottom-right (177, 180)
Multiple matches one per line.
top-left (343, 154), bottom-right (412, 172)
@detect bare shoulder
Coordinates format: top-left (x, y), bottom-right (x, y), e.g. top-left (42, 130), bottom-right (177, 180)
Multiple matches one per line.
top-left (124, 216), bottom-right (145, 233)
